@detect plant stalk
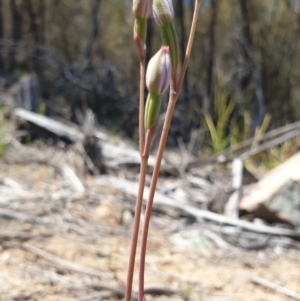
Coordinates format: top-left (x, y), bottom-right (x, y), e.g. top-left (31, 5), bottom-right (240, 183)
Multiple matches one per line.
top-left (125, 155), bottom-right (147, 301)
top-left (125, 128), bottom-right (156, 301)
top-left (125, 43), bottom-right (147, 301)
top-left (138, 1), bottom-right (203, 300)
top-left (138, 90), bottom-right (177, 301)
top-left (139, 58), bottom-right (146, 153)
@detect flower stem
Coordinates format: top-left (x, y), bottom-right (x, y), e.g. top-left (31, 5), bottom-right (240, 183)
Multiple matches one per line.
top-left (125, 128), bottom-right (156, 301)
top-left (139, 58), bottom-right (146, 153)
top-left (125, 42), bottom-right (147, 301)
top-left (178, 0), bottom-right (202, 91)
top-left (138, 90), bottom-right (177, 301)
top-left (138, 1), bottom-right (202, 300)
top-left (125, 155), bottom-right (147, 301)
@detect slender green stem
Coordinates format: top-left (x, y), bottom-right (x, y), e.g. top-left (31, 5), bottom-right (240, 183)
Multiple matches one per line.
top-left (139, 58), bottom-right (146, 153)
top-left (138, 1), bottom-right (202, 300)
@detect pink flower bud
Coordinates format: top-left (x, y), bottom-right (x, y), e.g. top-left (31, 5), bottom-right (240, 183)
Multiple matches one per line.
top-left (146, 46), bottom-right (171, 95)
top-left (133, 0), bottom-right (152, 19)
top-left (153, 0), bottom-right (174, 26)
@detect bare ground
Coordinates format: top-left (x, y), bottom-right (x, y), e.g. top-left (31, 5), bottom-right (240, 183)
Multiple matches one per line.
top-left (0, 161), bottom-right (300, 301)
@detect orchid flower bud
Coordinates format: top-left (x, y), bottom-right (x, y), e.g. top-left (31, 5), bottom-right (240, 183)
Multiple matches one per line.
top-left (133, 0), bottom-right (152, 19)
top-left (132, 0), bottom-right (152, 45)
top-left (153, 0), bottom-right (179, 78)
top-left (146, 46), bottom-right (171, 95)
top-left (153, 0), bottom-right (174, 26)
top-left (144, 46), bottom-right (171, 130)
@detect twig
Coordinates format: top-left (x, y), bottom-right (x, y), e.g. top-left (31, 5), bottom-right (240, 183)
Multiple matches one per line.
top-left (23, 243), bottom-right (111, 279)
top-left (94, 175), bottom-right (300, 238)
top-left (13, 108), bottom-right (83, 143)
top-left (250, 276), bottom-right (300, 300)
top-left (240, 129), bottom-right (300, 160)
top-left (61, 164), bottom-right (85, 193)
top-left (224, 157), bottom-right (243, 218)
top-left (0, 208), bottom-right (32, 221)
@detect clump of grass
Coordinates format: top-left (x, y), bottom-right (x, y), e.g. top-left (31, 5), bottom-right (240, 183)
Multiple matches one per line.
top-left (203, 85), bottom-right (236, 153)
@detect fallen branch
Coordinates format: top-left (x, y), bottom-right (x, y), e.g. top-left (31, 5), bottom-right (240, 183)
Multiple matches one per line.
top-left (13, 108), bottom-right (83, 143)
top-left (93, 176), bottom-right (300, 238)
top-left (250, 276), bottom-right (300, 300)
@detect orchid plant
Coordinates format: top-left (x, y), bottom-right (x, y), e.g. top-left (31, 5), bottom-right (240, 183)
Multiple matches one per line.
top-left (126, 1), bottom-right (203, 300)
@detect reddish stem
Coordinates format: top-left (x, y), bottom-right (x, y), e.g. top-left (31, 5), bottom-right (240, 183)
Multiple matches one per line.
top-left (125, 37), bottom-right (147, 301)
top-left (125, 154), bottom-right (147, 301)
top-left (125, 129), bottom-right (155, 301)
top-left (139, 57), bottom-right (146, 153)
top-left (138, 1), bottom-right (203, 300)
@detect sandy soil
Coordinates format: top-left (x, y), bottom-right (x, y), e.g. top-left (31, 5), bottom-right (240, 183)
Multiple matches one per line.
top-left (0, 162), bottom-right (299, 301)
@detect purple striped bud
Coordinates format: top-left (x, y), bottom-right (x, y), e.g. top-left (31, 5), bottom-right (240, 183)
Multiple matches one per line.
top-left (133, 0), bottom-right (152, 18)
top-left (146, 46), bottom-right (171, 95)
top-left (153, 0), bottom-right (174, 26)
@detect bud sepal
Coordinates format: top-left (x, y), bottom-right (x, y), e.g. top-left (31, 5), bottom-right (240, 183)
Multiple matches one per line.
top-left (144, 93), bottom-right (162, 130)
top-left (134, 17), bottom-right (147, 45)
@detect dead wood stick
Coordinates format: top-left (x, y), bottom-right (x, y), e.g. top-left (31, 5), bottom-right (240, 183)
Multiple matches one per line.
top-left (23, 243), bottom-right (111, 279)
top-left (0, 208), bottom-right (32, 221)
top-left (240, 129), bottom-right (300, 160)
top-left (61, 164), bottom-right (85, 193)
top-left (250, 276), bottom-right (300, 300)
top-left (0, 208), bottom-right (51, 226)
top-left (178, 203), bottom-right (300, 237)
top-left (93, 176), bottom-right (300, 238)
top-left (13, 108), bottom-right (83, 143)
top-left (225, 157), bottom-right (244, 218)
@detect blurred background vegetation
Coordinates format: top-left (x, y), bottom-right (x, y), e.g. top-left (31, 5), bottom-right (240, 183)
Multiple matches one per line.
top-left (1, 0), bottom-right (300, 155)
